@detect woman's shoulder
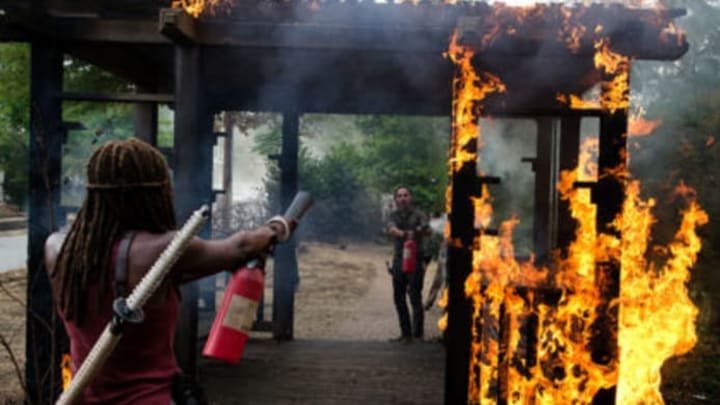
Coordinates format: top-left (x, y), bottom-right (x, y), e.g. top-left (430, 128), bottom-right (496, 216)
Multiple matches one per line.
top-left (44, 231), bottom-right (67, 271)
top-left (128, 231), bottom-right (177, 263)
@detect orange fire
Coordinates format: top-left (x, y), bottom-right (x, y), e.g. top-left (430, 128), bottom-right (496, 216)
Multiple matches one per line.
top-left (61, 353), bottom-right (72, 391)
top-left (171, 0), bottom-right (233, 17)
top-left (447, 15), bottom-right (705, 405)
top-left (595, 39), bottom-right (630, 113)
top-left (558, 39), bottom-right (630, 114)
top-left (615, 181), bottom-right (708, 404)
top-left (558, 6), bottom-right (588, 53)
top-left (556, 93), bottom-right (601, 110)
top-left (444, 31), bottom-right (506, 216)
top-left (629, 108), bottom-right (663, 137)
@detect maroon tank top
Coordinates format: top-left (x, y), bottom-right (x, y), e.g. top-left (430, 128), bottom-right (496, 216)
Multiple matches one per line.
top-left (60, 238), bottom-right (180, 404)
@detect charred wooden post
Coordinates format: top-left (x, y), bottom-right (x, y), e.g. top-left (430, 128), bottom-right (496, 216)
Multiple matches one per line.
top-left (557, 117), bottom-right (581, 252)
top-left (26, 40), bottom-right (68, 404)
top-left (172, 44), bottom-right (214, 377)
top-left (591, 87), bottom-right (629, 405)
top-left (220, 113), bottom-right (234, 234)
top-left (497, 287), bottom-right (563, 403)
top-left (445, 152), bottom-right (476, 404)
top-left (133, 87), bottom-right (158, 146)
top-left (533, 118), bottom-right (558, 262)
top-left (272, 110), bottom-right (300, 340)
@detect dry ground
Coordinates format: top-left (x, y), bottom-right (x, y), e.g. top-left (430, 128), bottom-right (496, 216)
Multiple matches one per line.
top-left (286, 241), bottom-right (444, 341)
top-left (0, 269), bottom-right (26, 404)
top-left (0, 204), bottom-right (21, 218)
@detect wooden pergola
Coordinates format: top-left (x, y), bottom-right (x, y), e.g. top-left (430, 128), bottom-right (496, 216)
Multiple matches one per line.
top-left (0, 1), bottom-right (687, 403)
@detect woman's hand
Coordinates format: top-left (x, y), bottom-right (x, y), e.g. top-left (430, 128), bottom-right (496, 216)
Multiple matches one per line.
top-left (246, 225), bottom-right (279, 254)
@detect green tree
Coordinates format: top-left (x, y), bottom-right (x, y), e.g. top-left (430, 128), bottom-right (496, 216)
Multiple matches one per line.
top-left (0, 46), bottom-right (135, 208)
top-left (0, 43), bottom-right (30, 207)
top-left (59, 56), bottom-right (135, 206)
top-left (251, 116), bottom-right (381, 242)
top-left (356, 115), bottom-right (450, 213)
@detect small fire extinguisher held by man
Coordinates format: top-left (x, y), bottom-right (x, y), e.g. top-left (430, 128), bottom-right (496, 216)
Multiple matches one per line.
top-left (386, 186), bottom-right (430, 344)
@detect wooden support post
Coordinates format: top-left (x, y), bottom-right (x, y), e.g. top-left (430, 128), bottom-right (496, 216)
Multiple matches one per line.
top-left (220, 114), bottom-right (234, 234)
top-left (133, 95), bottom-right (158, 145)
top-left (172, 44), bottom-right (213, 377)
top-left (26, 41), bottom-right (68, 404)
top-left (444, 161), bottom-right (476, 404)
top-left (533, 118), bottom-right (556, 262)
top-left (272, 110), bottom-right (299, 340)
top-left (557, 117), bottom-right (581, 252)
top-left (591, 104), bottom-right (627, 405)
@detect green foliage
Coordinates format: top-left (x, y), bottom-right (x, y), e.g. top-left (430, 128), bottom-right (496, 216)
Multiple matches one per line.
top-left (61, 102), bottom-right (134, 207)
top-left (63, 56), bottom-right (134, 93)
top-left (251, 119), bottom-right (380, 241)
top-left (0, 43), bottom-right (30, 206)
top-left (0, 47), bottom-right (136, 207)
top-left (59, 57), bottom-right (135, 206)
top-left (250, 114), bottom-right (449, 241)
top-left (356, 115), bottom-right (450, 213)
top-left (157, 105), bottom-right (174, 147)
top-left (301, 141), bottom-right (381, 241)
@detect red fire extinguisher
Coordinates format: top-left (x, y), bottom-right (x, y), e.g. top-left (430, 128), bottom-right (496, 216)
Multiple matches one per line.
top-left (203, 191), bottom-right (313, 364)
top-left (202, 259), bottom-right (265, 364)
top-left (402, 236), bottom-right (417, 273)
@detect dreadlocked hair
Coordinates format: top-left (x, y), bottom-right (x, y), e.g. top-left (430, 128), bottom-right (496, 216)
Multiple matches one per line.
top-left (51, 139), bottom-right (177, 325)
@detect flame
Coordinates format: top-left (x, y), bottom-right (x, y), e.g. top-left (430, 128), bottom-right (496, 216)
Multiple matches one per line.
top-left (556, 93), bottom-right (601, 110)
top-left (558, 38), bottom-right (630, 114)
top-left (558, 6), bottom-right (588, 53)
top-left (444, 31), bottom-right (505, 216)
top-left (438, 288), bottom-right (449, 331)
top-left (61, 353), bottom-right (72, 391)
top-left (171, 0), bottom-right (233, 18)
top-left (616, 182), bottom-right (708, 404)
top-left (629, 108), bottom-right (662, 137)
top-left (707, 136), bottom-right (715, 147)
top-left (660, 22), bottom-right (686, 46)
top-left (447, 20), bottom-right (706, 404)
top-left (594, 39), bottom-right (630, 113)
top-left (446, 32), bottom-right (506, 174)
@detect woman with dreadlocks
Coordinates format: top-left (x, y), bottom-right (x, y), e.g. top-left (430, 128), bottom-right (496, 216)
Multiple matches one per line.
top-left (44, 138), bottom-right (287, 404)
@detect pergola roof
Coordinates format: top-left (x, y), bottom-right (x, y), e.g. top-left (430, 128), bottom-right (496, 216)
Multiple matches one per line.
top-left (0, 1), bottom-right (688, 115)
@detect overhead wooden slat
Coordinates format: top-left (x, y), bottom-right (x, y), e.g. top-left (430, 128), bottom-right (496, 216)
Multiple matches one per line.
top-left (59, 91), bottom-right (174, 103)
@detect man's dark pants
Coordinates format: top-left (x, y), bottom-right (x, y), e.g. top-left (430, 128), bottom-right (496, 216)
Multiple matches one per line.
top-left (392, 264), bottom-right (424, 338)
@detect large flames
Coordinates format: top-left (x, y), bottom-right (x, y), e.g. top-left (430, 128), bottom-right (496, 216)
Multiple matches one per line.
top-left (446, 6), bottom-right (706, 405)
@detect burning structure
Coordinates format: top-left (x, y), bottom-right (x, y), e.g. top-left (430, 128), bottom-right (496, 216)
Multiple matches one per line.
top-left (0, 1), bottom-right (703, 404)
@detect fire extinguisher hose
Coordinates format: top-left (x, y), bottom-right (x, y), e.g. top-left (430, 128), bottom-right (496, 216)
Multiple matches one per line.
top-left (56, 205), bottom-right (210, 405)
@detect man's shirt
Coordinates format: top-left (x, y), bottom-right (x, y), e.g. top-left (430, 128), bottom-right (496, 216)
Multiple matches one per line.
top-left (387, 206), bottom-right (428, 273)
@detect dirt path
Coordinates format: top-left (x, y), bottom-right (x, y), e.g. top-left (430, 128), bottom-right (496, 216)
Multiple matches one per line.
top-left (0, 269), bottom-right (26, 403)
top-left (290, 241), bottom-right (444, 341)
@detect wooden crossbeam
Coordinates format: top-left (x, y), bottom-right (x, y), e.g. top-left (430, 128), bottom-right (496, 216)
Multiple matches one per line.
top-left (59, 91), bottom-right (174, 103)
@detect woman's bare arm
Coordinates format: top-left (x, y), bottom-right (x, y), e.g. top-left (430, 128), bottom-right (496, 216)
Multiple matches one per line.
top-left (127, 223), bottom-right (283, 287)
